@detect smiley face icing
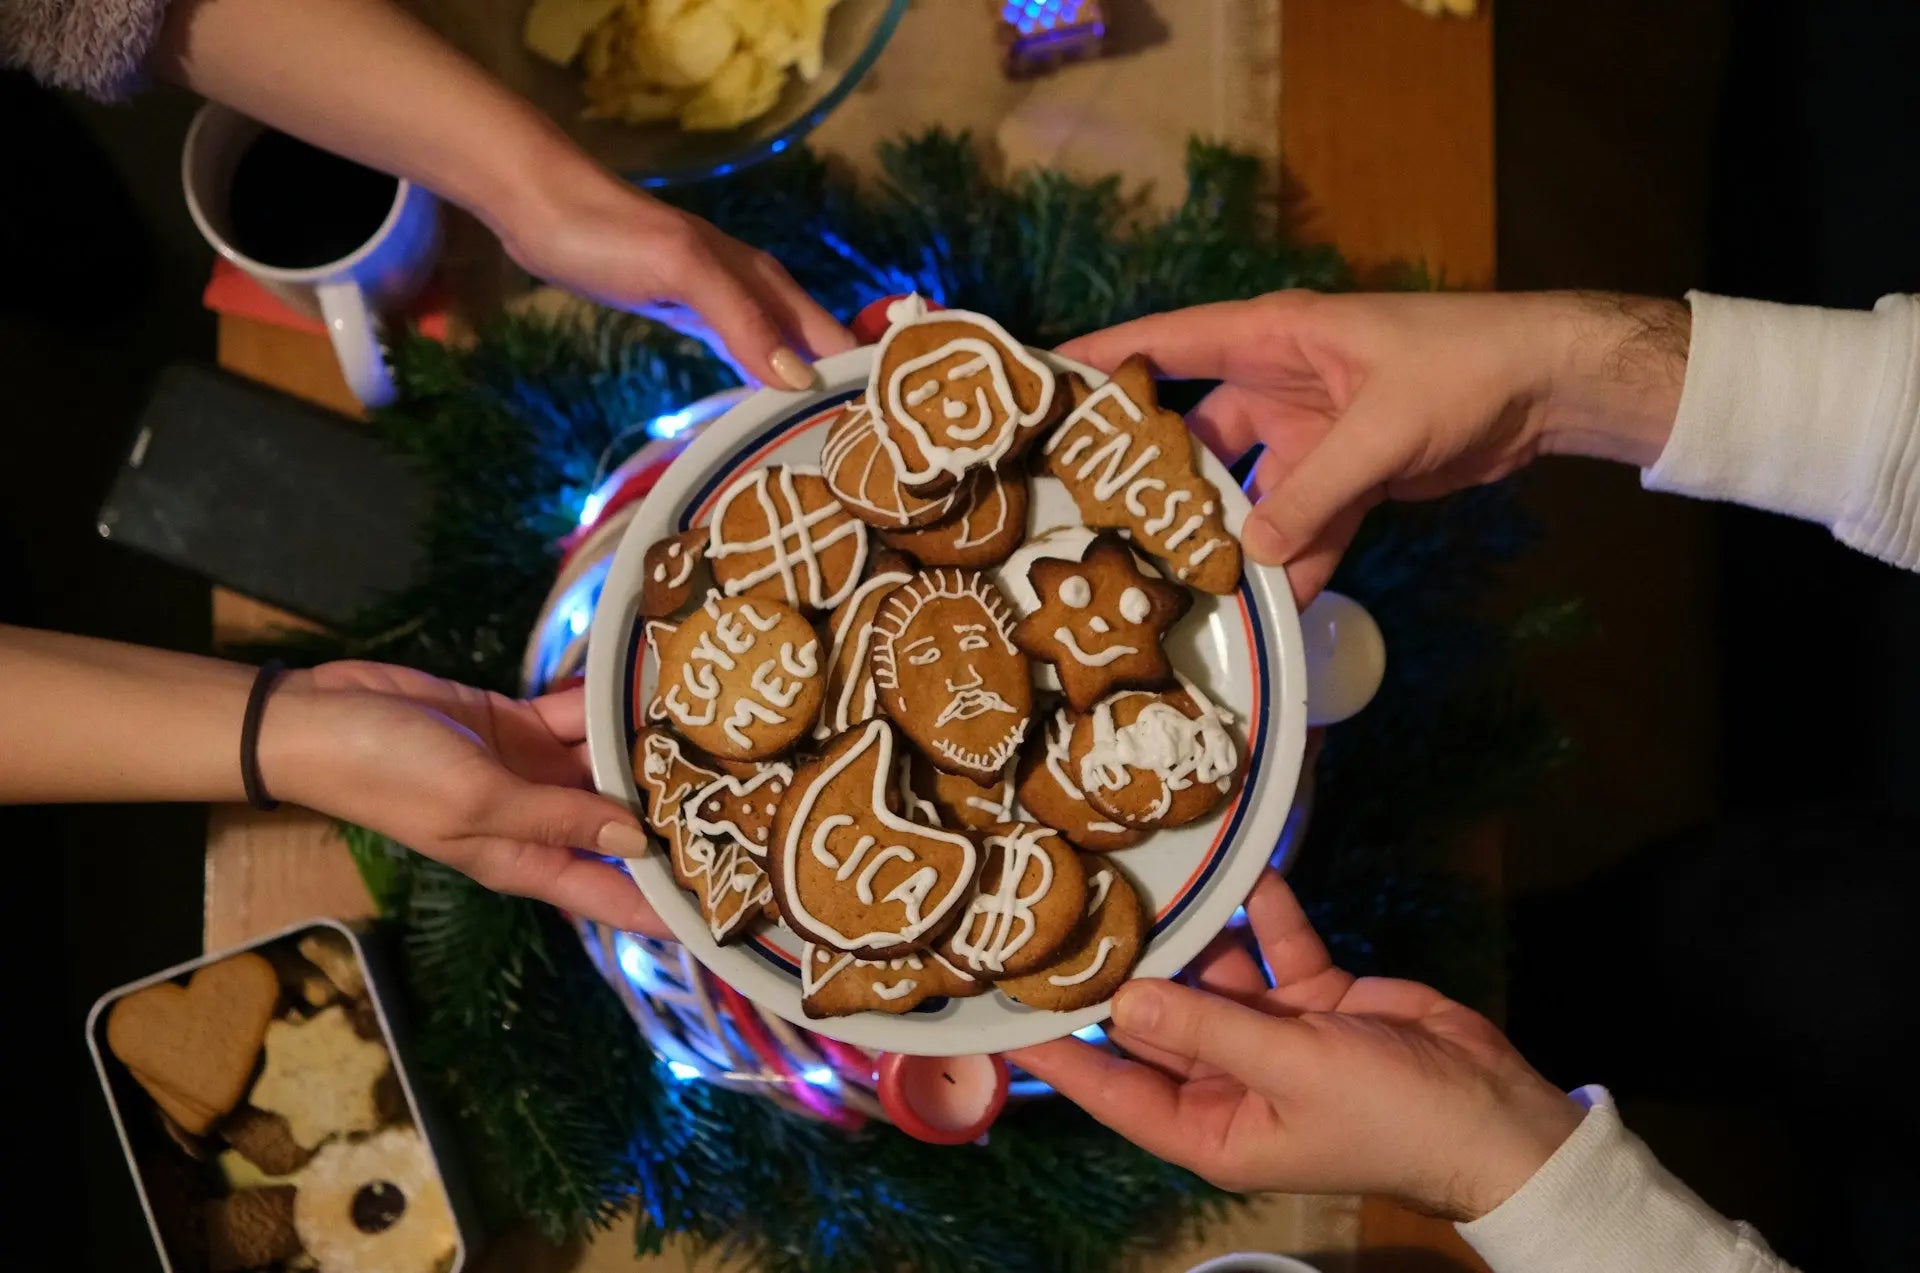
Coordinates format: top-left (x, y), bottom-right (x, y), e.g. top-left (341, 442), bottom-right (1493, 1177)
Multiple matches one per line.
top-left (1012, 532), bottom-right (1192, 712)
top-left (654, 593), bottom-right (824, 761)
top-left (869, 569), bottom-right (1034, 784)
top-left (1069, 675), bottom-right (1241, 829)
top-left (769, 719), bottom-right (982, 957)
top-left (866, 294), bottom-right (1058, 495)
top-left (1044, 356), bottom-right (1242, 595)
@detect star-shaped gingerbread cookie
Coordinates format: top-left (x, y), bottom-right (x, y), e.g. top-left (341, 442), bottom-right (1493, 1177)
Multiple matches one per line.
top-left (1011, 534), bottom-right (1191, 712)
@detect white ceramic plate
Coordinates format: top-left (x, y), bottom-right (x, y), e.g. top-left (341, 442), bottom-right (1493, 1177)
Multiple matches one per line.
top-left (586, 347), bottom-right (1308, 1055)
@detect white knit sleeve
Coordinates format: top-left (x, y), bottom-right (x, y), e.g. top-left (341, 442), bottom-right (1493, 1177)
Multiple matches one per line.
top-left (1457, 1087), bottom-right (1798, 1273)
top-left (1644, 291), bottom-right (1920, 570)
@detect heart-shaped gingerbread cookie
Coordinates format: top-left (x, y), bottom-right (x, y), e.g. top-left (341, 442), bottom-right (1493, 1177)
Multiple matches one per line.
top-left (106, 952), bottom-right (280, 1135)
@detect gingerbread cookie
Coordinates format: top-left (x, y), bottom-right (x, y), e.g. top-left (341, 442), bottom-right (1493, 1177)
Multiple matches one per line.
top-left (879, 467), bottom-right (1029, 567)
top-left (707, 466), bottom-right (868, 611)
top-left (294, 1127), bottom-right (456, 1273)
top-left (634, 729), bottom-right (771, 942)
top-left (248, 1004), bottom-right (391, 1149)
top-left (940, 823), bottom-right (1087, 979)
top-left (870, 569), bottom-right (1033, 784)
top-left (1014, 706), bottom-right (1145, 851)
top-left (685, 763), bottom-right (792, 858)
top-left (1044, 357), bottom-right (1242, 593)
top-left (910, 752), bottom-right (1015, 831)
top-left (106, 952), bottom-right (280, 1135)
top-left (866, 294), bottom-right (1058, 494)
top-left (640, 528), bottom-right (708, 617)
top-left (651, 593), bottom-right (823, 760)
top-left (1012, 532), bottom-right (1191, 711)
top-left (814, 555), bottom-right (915, 740)
top-left (1070, 676), bottom-right (1240, 829)
top-left (769, 719), bottom-right (981, 956)
top-left (821, 401), bottom-right (963, 529)
top-left (1000, 860), bottom-right (1146, 1011)
top-left (798, 943), bottom-right (982, 1018)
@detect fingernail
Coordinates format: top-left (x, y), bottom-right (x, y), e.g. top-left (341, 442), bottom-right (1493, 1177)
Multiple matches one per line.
top-left (1113, 982), bottom-right (1163, 1033)
top-left (1243, 517), bottom-right (1289, 565)
top-left (597, 822), bottom-right (650, 858)
top-left (770, 347), bottom-right (815, 390)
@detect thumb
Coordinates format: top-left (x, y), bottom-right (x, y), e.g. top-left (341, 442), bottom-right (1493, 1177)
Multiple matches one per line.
top-left (1112, 979), bottom-right (1309, 1083)
top-left (482, 776), bottom-right (651, 859)
top-left (1241, 391), bottom-right (1413, 566)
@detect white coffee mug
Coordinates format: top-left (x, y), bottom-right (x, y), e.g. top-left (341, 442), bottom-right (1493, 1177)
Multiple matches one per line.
top-left (182, 103), bottom-right (440, 408)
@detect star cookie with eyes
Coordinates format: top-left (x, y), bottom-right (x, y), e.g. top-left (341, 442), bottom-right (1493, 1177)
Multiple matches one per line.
top-left (1011, 533), bottom-right (1191, 712)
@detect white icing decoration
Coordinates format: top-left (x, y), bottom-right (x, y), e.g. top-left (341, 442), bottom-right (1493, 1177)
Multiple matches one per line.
top-left (635, 733), bottom-right (717, 834)
top-left (776, 720), bottom-right (978, 951)
top-left (814, 568), bottom-right (913, 739)
top-left (932, 666), bottom-right (1021, 728)
top-left (1118, 587), bottom-right (1151, 624)
top-left (1085, 869), bottom-right (1113, 916)
top-left (949, 825), bottom-right (1058, 973)
top-left (941, 399), bottom-right (968, 419)
top-left (799, 941), bottom-right (934, 1002)
top-left (1052, 628), bottom-right (1139, 667)
top-left (1045, 380), bottom-right (1232, 577)
top-left (872, 980), bottom-right (919, 1000)
top-left (708, 466), bottom-right (867, 610)
top-left (1088, 617), bottom-right (1111, 634)
top-left (685, 766), bottom-right (791, 857)
top-left (947, 475), bottom-right (1014, 551)
top-left (1080, 675), bottom-right (1238, 808)
top-left (906, 380), bottom-right (941, 407)
top-left (821, 404), bottom-right (962, 529)
top-left (1041, 708), bottom-right (1086, 801)
top-left (1089, 820), bottom-right (1128, 833)
top-left (866, 302), bottom-right (1057, 486)
top-left (662, 542), bottom-right (696, 587)
top-left (868, 570), bottom-right (1029, 774)
top-left (1046, 938), bottom-right (1117, 987)
top-left (1059, 576), bottom-right (1092, 608)
top-left (855, 845), bottom-right (915, 904)
top-left (722, 696), bottom-right (785, 750)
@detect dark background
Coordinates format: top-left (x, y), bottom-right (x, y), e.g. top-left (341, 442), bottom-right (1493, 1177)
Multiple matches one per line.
top-left (6, 0), bottom-right (1917, 1267)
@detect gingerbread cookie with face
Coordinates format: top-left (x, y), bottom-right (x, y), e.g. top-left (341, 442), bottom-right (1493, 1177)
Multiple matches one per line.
top-left (770, 719), bottom-right (981, 956)
top-left (938, 823), bottom-right (1087, 979)
top-left (640, 529), bottom-right (708, 618)
top-left (869, 569), bottom-right (1033, 784)
top-left (707, 466), bottom-right (869, 611)
top-left (821, 401), bottom-right (963, 530)
top-left (798, 943), bottom-right (983, 1018)
top-left (867, 295), bottom-right (1058, 495)
top-left (1044, 357), bottom-right (1242, 594)
top-left (1012, 532), bottom-right (1191, 711)
top-left (999, 859), bottom-right (1146, 1011)
top-left (879, 467), bottom-right (1029, 567)
top-left (651, 593), bottom-right (823, 760)
top-left (1070, 676), bottom-right (1240, 828)
top-left (909, 752), bottom-right (1016, 832)
top-left (1014, 706), bottom-right (1145, 851)
top-left (813, 552), bottom-right (916, 741)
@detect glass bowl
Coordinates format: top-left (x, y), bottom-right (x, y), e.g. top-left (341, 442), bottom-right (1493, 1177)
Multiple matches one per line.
top-left (419, 0), bottom-right (909, 187)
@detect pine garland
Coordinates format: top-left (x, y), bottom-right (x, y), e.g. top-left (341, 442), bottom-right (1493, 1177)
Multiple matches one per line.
top-left (257, 132), bottom-right (1570, 1270)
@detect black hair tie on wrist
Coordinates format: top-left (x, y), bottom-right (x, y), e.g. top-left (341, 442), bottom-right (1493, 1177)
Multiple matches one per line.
top-left (240, 659), bottom-right (287, 812)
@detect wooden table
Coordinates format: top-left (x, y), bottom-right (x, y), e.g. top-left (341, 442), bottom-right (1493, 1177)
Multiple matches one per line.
top-left (206, 2), bottom-right (1494, 1269)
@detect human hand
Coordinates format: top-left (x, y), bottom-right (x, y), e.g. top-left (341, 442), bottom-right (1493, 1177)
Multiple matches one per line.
top-left (497, 161), bottom-right (856, 389)
top-left (258, 660), bottom-right (668, 936)
top-left (1059, 291), bottom-right (1690, 605)
top-left (1008, 870), bottom-right (1583, 1220)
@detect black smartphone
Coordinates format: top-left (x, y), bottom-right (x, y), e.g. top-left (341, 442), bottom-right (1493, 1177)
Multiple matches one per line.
top-left (97, 363), bottom-right (426, 626)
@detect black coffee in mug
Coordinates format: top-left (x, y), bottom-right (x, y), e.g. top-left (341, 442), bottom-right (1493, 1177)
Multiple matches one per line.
top-left (227, 130), bottom-right (399, 270)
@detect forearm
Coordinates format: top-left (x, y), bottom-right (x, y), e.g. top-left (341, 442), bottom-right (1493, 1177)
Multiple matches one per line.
top-left (149, 0), bottom-right (597, 247)
top-left (1537, 291), bottom-right (1692, 468)
top-left (1459, 1087), bottom-right (1800, 1273)
top-left (0, 626), bottom-right (254, 804)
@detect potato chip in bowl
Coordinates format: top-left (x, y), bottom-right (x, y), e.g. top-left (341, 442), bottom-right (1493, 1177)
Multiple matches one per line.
top-left (526, 0), bottom-right (842, 131)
